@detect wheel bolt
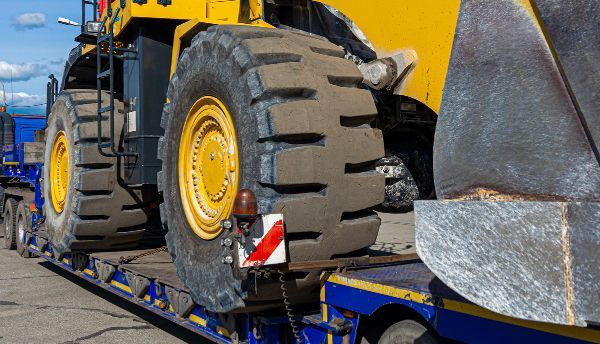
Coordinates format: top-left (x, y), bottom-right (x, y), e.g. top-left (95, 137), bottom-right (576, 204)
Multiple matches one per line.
top-left (222, 255), bottom-right (234, 264)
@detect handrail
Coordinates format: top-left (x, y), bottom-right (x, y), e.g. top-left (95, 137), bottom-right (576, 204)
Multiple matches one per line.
top-left (95, 6), bottom-right (136, 158)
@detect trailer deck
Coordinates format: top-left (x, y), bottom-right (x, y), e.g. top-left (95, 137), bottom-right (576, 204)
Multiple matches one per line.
top-left (28, 239), bottom-right (240, 344)
top-left (324, 264), bottom-right (599, 343)
top-left (24, 229), bottom-right (600, 344)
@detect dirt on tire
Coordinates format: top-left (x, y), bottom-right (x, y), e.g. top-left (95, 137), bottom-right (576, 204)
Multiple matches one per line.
top-left (158, 25), bottom-right (384, 312)
top-left (43, 90), bottom-right (147, 254)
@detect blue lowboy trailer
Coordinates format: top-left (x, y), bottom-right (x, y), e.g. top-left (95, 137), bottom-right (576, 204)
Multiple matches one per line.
top-left (0, 112), bottom-right (46, 252)
top-left (21, 230), bottom-right (599, 344)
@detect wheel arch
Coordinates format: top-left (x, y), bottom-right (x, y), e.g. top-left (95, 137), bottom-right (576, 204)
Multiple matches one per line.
top-left (169, 19), bottom-right (274, 80)
top-left (358, 303), bottom-right (439, 342)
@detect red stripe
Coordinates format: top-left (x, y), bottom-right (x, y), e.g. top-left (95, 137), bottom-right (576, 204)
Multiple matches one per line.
top-left (242, 219), bottom-right (284, 267)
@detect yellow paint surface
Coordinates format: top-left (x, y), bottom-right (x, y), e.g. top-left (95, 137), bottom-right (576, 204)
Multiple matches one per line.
top-left (49, 131), bottom-right (69, 213)
top-left (328, 274), bottom-right (435, 305)
top-left (110, 280), bottom-right (133, 294)
top-left (103, 0), bottom-right (259, 38)
top-left (189, 314), bottom-right (207, 327)
top-left (178, 96), bottom-right (239, 240)
top-left (188, 314), bottom-right (229, 337)
top-left (317, 0), bottom-right (461, 113)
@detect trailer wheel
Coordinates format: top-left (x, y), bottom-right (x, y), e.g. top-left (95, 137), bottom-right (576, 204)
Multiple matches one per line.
top-left (378, 319), bottom-right (438, 344)
top-left (2, 198), bottom-right (17, 249)
top-left (43, 90), bottom-right (148, 254)
top-left (16, 201), bottom-right (33, 257)
top-left (159, 25), bottom-right (384, 312)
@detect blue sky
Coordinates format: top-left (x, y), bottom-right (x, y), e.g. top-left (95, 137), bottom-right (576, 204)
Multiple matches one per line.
top-left (0, 0), bottom-right (81, 114)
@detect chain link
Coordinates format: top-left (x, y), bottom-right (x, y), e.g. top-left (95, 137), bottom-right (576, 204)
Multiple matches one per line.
top-left (118, 246), bottom-right (168, 264)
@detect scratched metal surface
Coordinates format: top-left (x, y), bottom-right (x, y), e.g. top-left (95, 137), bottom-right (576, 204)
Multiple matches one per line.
top-left (535, 0), bottom-right (600, 156)
top-left (433, 0), bottom-right (600, 200)
top-left (342, 262), bottom-right (465, 302)
top-left (415, 200), bottom-right (600, 327)
top-left (416, 0), bottom-right (599, 327)
top-left (565, 202), bottom-right (600, 326)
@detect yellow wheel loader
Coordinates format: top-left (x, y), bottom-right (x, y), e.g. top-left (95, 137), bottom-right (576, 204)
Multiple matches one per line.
top-left (44, 0), bottom-right (598, 325)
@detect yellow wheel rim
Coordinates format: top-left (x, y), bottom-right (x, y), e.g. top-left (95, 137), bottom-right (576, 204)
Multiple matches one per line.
top-left (50, 131), bottom-right (69, 213)
top-left (179, 96), bottom-right (239, 240)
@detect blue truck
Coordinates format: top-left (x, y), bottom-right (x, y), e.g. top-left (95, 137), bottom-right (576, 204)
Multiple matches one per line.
top-left (0, 110), bottom-right (46, 255)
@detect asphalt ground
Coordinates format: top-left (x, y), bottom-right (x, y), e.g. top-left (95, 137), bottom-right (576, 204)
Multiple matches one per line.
top-left (0, 212), bottom-right (414, 343)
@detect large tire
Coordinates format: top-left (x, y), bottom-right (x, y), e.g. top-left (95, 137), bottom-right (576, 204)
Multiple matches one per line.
top-left (159, 25), bottom-right (384, 312)
top-left (378, 320), bottom-right (438, 344)
top-left (2, 198), bottom-right (17, 250)
top-left (16, 201), bottom-right (33, 257)
top-left (43, 90), bottom-right (147, 253)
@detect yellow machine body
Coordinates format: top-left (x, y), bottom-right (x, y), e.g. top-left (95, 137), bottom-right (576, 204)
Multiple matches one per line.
top-left (75, 0), bottom-right (599, 326)
top-left (317, 0), bottom-right (461, 113)
top-left (86, 0), bottom-right (465, 114)
top-left (84, 0), bottom-right (562, 117)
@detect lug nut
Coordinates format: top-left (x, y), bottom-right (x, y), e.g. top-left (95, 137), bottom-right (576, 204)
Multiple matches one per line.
top-left (221, 237), bottom-right (233, 248)
top-left (221, 219), bottom-right (232, 230)
top-left (222, 255), bottom-right (234, 264)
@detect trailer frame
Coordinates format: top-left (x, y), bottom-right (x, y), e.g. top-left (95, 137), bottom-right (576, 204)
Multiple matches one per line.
top-left (20, 230), bottom-right (600, 344)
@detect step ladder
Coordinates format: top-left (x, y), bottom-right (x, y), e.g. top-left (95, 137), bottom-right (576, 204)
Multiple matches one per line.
top-left (95, 4), bottom-right (136, 158)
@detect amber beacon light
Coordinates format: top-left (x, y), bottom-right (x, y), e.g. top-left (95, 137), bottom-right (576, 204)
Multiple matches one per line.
top-left (232, 189), bottom-right (258, 219)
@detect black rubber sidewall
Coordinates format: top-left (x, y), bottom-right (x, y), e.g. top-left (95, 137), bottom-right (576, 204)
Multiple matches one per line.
top-left (378, 320), bottom-right (438, 344)
top-left (43, 96), bottom-right (77, 253)
top-left (163, 44), bottom-right (262, 311)
top-left (2, 198), bottom-right (16, 250)
top-left (16, 201), bottom-right (32, 257)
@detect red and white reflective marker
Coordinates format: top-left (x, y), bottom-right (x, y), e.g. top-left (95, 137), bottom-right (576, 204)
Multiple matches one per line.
top-left (238, 214), bottom-right (287, 268)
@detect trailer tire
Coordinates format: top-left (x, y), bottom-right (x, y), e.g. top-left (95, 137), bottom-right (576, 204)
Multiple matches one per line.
top-left (2, 198), bottom-right (17, 250)
top-left (159, 25), bottom-right (384, 312)
top-left (43, 90), bottom-right (148, 254)
top-left (378, 319), bottom-right (438, 344)
top-left (16, 201), bottom-right (33, 257)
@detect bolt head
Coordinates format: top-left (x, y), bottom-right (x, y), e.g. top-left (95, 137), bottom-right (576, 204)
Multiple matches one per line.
top-left (222, 237), bottom-right (233, 247)
top-left (221, 219), bottom-right (233, 230)
top-left (222, 255), bottom-right (234, 264)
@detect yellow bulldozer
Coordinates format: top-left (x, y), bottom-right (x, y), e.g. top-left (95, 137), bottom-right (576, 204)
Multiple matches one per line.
top-left (45, 0), bottom-right (598, 326)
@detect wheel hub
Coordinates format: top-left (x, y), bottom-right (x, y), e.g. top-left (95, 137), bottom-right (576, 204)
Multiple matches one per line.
top-left (18, 213), bottom-right (25, 244)
top-left (179, 96), bottom-right (239, 240)
top-left (50, 131), bottom-right (69, 213)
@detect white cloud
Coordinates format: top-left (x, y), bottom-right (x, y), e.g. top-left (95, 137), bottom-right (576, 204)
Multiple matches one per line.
top-left (0, 90), bottom-right (45, 107)
top-left (0, 61), bottom-right (46, 82)
top-left (11, 12), bottom-right (47, 31)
